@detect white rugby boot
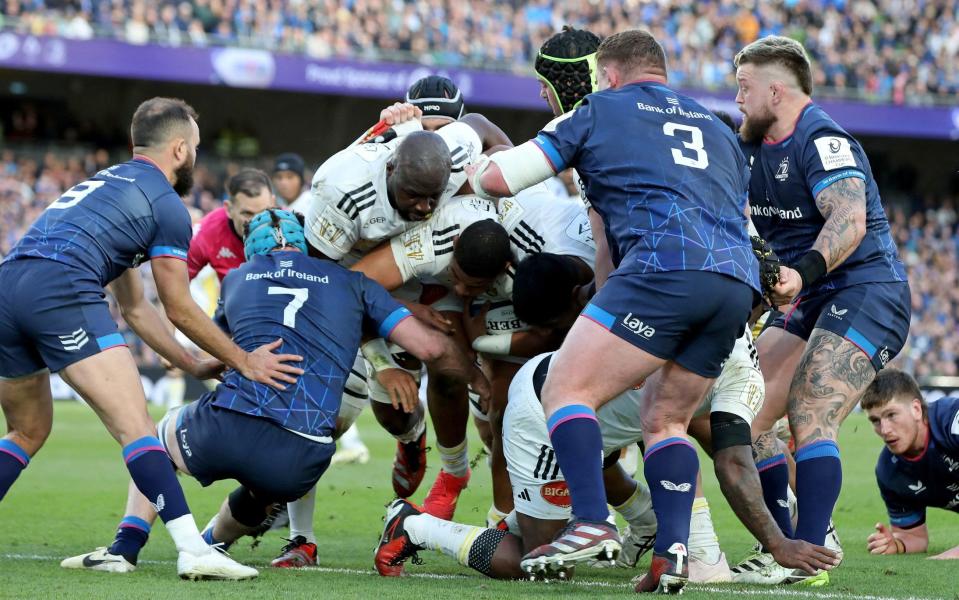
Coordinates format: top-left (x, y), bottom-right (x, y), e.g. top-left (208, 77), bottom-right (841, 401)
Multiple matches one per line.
top-left (61, 548), bottom-right (136, 573)
top-left (177, 546), bottom-right (258, 580)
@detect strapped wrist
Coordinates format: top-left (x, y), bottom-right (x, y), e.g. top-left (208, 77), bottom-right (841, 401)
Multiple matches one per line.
top-left (361, 338), bottom-right (399, 373)
top-left (791, 250), bottom-right (827, 288)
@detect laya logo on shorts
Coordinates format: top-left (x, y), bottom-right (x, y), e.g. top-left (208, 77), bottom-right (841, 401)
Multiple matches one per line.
top-left (540, 481), bottom-right (571, 508)
top-left (879, 346), bottom-right (891, 366)
top-left (622, 313), bottom-right (656, 338)
top-left (828, 304), bottom-right (848, 318)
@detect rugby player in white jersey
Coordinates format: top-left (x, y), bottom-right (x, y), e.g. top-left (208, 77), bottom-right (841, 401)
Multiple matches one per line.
top-left (270, 103), bottom-right (511, 566)
top-left (351, 182), bottom-right (594, 520)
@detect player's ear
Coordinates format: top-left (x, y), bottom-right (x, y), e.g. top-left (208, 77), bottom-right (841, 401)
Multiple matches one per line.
top-left (173, 137), bottom-right (188, 162)
top-left (770, 81), bottom-right (784, 104)
top-left (911, 397), bottom-right (923, 420)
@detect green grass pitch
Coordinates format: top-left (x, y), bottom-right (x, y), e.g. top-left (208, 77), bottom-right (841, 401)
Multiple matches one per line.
top-left (1, 402), bottom-right (957, 599)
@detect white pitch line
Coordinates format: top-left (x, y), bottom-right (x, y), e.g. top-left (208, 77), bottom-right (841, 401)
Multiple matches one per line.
top-left (0, 554), bottom-right (945, 600)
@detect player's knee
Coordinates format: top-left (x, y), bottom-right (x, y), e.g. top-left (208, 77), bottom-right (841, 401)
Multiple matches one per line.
top-left (710, 411), bottom-right (752, 453)
top-left (426, 364), bottom-right (468, 399)
top-left (371, 401), bottom-right (413, 436)
top-left (227, 485), bottom-right (272, 528)
top-left (8, 426), bottom-right (50, 457)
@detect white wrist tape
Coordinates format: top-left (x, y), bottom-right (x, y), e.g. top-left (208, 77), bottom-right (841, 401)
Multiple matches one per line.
top-left (471, 334), bottom-right (512, 356)
top-left (467, 154), bottom-right (498, 201)
top-left (393, 118), bottom-right (424, 138)
top-left (489, 141), bottom-right (556, 196)
top-left (361, 338), bottom-right (399, 373)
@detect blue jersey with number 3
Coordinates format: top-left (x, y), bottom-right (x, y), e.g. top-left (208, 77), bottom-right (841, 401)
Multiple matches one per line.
top-left (534, 81), bottom-right (759, 292)
top-left (2, 158), bottom-right (192, 286)
top-left (213, 251), bottom-right (410, 438)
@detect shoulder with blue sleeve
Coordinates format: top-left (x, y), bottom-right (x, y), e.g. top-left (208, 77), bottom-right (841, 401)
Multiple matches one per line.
top-left (928, 397), bottom-right (959, 453)
top-left (353, 270), bottom-right (411, 339)
top-left (796, 104), bottom-right (867, 198)
top-left (147, 191), bottom-right (192, 262)
top-left (875, 449), bottom-right (927, 529)
top-left (534, 95), bottom-right (596, 172)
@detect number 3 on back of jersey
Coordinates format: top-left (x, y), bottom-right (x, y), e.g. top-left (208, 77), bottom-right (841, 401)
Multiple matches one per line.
top-left (663, 122), bottom-right (709, 170)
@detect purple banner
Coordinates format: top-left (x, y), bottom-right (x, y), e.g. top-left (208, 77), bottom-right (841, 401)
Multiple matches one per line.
top-left (2, 31), bottom-right (957, 140)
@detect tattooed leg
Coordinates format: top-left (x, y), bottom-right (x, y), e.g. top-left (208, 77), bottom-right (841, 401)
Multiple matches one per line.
top-left (788, 327), bottom-right (876, 545)
top-left (787, 328), bottom-right (875, 447)
top-left (747, 327), bottom-right (805, 538)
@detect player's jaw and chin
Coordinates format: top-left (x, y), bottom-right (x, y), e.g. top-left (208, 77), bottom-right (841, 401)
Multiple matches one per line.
top-left (739, 105), bottom-right (777, 144)
top-left (172, 146), bottom-right (196, 196)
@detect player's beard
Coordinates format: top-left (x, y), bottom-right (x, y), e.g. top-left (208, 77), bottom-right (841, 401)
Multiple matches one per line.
top-left (739, 106), bottom-right (777, 143)
top-left (172, 156), bottom-right (195, 197)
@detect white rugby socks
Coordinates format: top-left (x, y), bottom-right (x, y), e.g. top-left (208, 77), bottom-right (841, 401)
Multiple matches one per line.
top-left (689, 497), bottom-right (723, 564)
top-left (165, 514), bottom-right (210, 555)
top-left (288, 486), bottom-right (317, 544)
top-left (395, 415), bottom-right (426, 445)
top-left (437, 439), bottom-right (469, 477)
top-left (613, 481), bottom-right (656, 530)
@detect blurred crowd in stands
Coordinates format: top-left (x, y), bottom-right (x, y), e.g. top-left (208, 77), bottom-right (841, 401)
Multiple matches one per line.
top-left (2, 0), bottom-right (958, 103)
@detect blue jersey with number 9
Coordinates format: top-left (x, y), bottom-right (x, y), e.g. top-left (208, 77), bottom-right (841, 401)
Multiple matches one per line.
top-left (212, 251), bottom-right (410, 438)
top-left (534, 82), bottom-right (759, 293)
top-left (2, 158), bottom-right (193, 286)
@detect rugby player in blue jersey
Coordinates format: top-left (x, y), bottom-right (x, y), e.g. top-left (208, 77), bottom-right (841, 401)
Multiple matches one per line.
top-left (860, 369), bottom-right (959, 560)
top-left (0, 98), bottom-right (301, 580)
top-left (467, 30), bottom-right (842, 593)
top-left (61, 209), bottom-right (472, 572)
top-left (730, 36), bottom-right (911, 585)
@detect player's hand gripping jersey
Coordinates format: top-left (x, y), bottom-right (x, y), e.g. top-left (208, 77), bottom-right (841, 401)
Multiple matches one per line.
top-left (212, 251), bottom-right (410, 439)
top-left (305, 122), bottom-right (482, 265)
top-left (3, 158), bottom-right (192, 284)
top-left (740, 104), bottom-right (907, 295)
top-left (533, 82), bottom-right (759, 292)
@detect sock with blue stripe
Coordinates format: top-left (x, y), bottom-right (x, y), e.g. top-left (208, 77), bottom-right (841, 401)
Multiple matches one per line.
top-left (0, 439), bottom-right (30, 502)
top-left (644, 437), bottom-right (698, 555)
top-left (200, 522), bottom-right (235, 551)
top-left (794, 440), bottom-right (842, 546)
top-left (757, 454), bottom-right (794, 538)
top-left (546, 405), bottom-right (608, 522)
top-left (108, 516), bottom-right (151, 565)
top-left (123, 436), bottom-right (207, 555)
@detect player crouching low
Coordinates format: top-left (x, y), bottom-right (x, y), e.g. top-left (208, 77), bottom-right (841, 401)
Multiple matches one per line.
top-left (62, 209), bottom-right (473, 575)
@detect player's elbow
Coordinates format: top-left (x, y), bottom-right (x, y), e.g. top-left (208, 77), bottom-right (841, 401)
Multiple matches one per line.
top-left (161, 302), bottom-right (191, 330)
top-left (854, 211), bottom-right (867, 244)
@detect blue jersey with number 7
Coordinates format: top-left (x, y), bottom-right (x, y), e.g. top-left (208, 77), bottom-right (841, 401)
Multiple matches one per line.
top-left (534, 82), bottom-right (760, 293)
top-left (212, 251), bottom-right (410, 438)
top-left (2, 158), bottom-right (193, 286)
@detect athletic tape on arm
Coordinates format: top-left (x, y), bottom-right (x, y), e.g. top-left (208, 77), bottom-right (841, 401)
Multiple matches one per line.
top-left (471, 334), bottom-right (512, 356)
top-left (489, 141), bottom-right (556, 196)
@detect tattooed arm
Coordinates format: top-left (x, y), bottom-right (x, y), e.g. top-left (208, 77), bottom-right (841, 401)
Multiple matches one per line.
top-left (769, 177), bottom-right (867, 306)
top-left (812, 176), bottom-right (867, 271)
top-left (714, 445), bottom-right (839, 572)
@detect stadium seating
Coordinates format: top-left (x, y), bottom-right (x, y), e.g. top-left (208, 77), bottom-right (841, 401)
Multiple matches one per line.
top-left (2, 0), bottom-right (957, 103)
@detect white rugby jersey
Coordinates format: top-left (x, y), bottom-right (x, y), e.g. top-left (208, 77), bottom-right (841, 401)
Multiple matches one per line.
top-left (389, 182), bottom-right (596, 301)
top-left (304, 121), bottom-right (481, 264)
